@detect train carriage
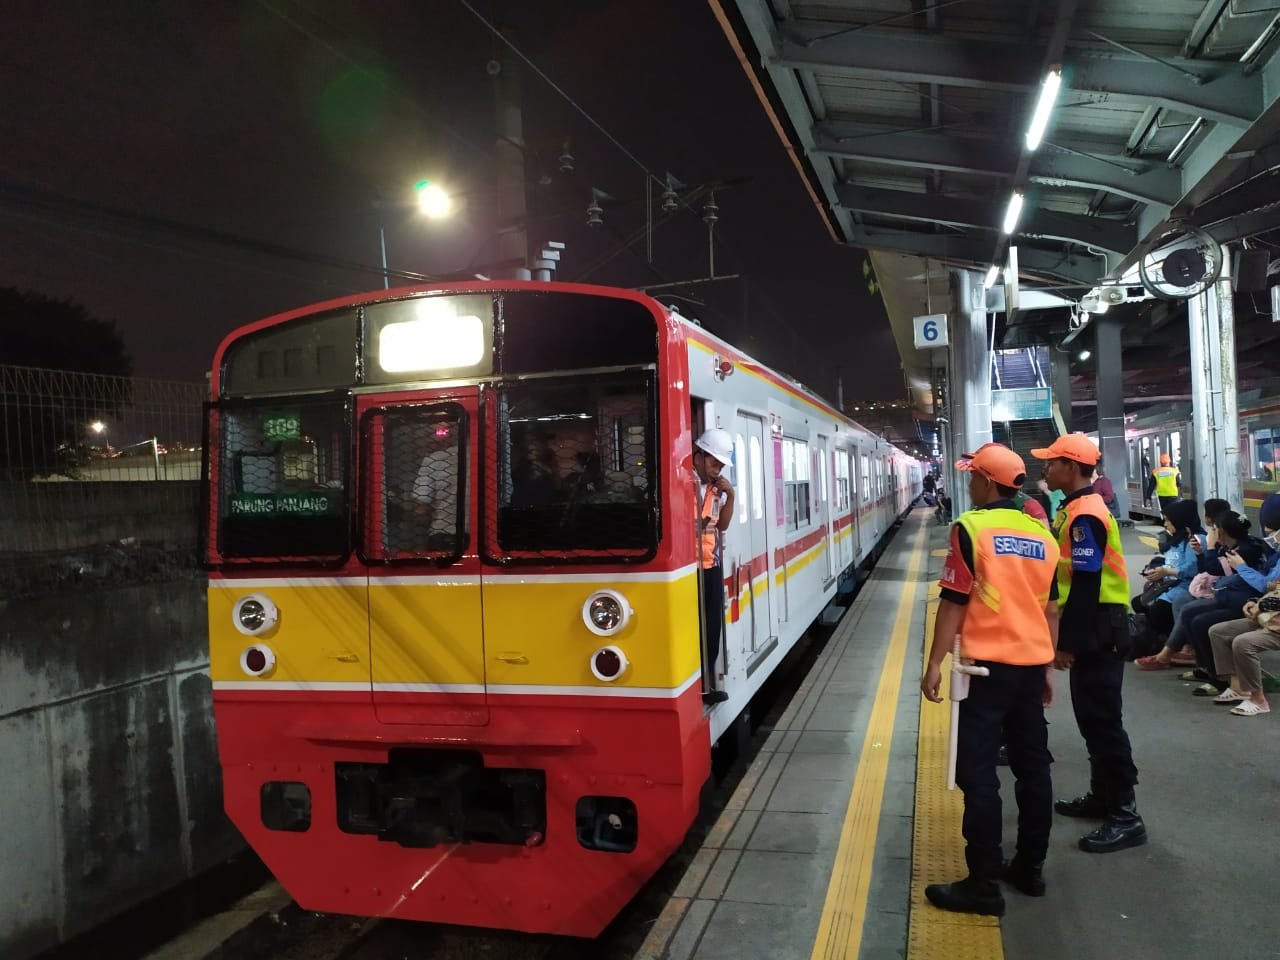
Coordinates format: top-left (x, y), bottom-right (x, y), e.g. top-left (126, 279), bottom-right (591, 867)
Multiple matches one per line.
top-left (204, 281), bottom-right (919, 936)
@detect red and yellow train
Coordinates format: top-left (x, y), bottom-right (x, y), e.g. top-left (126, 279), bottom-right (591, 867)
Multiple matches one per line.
top-left (205, 281), bottom-right (920, 935)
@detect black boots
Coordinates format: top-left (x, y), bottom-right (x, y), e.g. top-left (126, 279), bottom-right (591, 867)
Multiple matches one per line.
top-left (1078, 788), bottom-right (1147, 853)
top-left (924, 876), bottom-right (1006, 916)
top-left (1054, 788), bottom-right (1108, 818)
top-left (1001, 857), bottom-right (1046, 897)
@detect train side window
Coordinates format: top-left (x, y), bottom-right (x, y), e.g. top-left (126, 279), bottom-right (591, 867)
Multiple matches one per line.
top-left (749, 435), bottom-right (764, 521)
top-left (783, 437), bottom-right (810, 532)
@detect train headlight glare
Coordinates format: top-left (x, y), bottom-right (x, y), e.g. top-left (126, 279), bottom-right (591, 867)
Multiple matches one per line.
top-left (233, 593), bottom-right (278, 636)
top-left (590, 645), bottom-right (629, 682)
top-left (582, 590), bottom-right (632, 636)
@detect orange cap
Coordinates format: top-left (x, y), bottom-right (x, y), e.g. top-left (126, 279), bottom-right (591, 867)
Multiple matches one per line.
top-left (1030, 433), bottom-right (1101, 466)
top-left (955, 442), bottom-right (1027, 487)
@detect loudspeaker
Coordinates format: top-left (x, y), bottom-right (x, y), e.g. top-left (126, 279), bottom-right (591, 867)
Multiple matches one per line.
top-left (1233, 248), bottom-right (1270, 292)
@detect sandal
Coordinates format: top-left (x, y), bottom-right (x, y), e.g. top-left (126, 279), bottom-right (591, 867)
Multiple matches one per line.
top-left (1230, 700), bottom-right (1270, 717)
top-left (1213, 688), bottom-right (1248, 703)
top-left (1193, 682), bottom-right (1226, 697)
top-left (1169, 652), bottom-right (1198, 666)
top-left (1135, 655), bottom-right (1171, 671)
top-left (1180, 670), bottom-right (1200, 681)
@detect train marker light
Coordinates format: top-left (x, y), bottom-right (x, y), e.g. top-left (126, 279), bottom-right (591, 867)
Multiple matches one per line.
top-left (233, 593), bottom-right (278, 635)
top-left (590, 645), bottom-right (629, 681)
top-left (240, 643), bottom-right (277, 677)
top-left (582, 589), bottom-right (632, 636)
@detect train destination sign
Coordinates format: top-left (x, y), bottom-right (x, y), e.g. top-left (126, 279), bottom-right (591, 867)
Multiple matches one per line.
top-left (229, 491), bottom-right (340, 516)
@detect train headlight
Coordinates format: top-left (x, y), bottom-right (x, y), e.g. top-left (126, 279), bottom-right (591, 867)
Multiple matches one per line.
top-left (233, 593), bottom-right (278, 636)
top-left (240, 643), bottom-right (277, 677)
top-left (582, 589), bottom-right (632, 636)
top-left (590, 645), bottom-right (629, 682)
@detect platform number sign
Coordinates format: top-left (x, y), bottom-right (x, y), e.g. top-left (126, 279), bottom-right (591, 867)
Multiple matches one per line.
top-left (913, 313), bottom-right (948, 350)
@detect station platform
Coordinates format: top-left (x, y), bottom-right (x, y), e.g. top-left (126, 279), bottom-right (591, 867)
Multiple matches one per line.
top-left (638, 509), bottom-right (1278, 960)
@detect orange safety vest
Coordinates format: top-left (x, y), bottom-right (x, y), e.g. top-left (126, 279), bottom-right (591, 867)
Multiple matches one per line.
top-left (954, 507), bottom-right (1060, 666)
top-left (699, 484), bottom-right (723, 569)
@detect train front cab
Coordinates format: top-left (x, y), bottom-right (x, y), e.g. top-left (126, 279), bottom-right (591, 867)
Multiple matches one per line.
top-left (205, 285), bottom-right (713, 936)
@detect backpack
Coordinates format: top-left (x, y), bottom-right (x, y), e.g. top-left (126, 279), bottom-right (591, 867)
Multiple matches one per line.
top-left (1126, 612), bottom-right (1161, 660)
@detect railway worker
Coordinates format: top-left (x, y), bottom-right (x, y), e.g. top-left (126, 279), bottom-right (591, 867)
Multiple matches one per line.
top-left (921, 443), bottom-right (1059, 917)
top-left (1153, 453), bottom-right (1181, 517)
top-left (693, 427), bottom-right (735, 705)
top-left (1032, 434), bottom-right (1148, 854)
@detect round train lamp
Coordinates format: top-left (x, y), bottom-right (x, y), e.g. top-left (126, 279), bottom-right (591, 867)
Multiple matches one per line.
top-left (239, 643), bottom-right (277, 677)
top-left (582, 589), bottom-right (632, 637)
top-left (232, 593), bottom-right (279, 636)
top-left (590, 645), bottom-right (629, 682)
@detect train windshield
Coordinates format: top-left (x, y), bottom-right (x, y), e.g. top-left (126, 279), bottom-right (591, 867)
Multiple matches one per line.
top-left (490, 372), bottom-right (657, 562)
top-left (208, 396), bottom-right (351, 564)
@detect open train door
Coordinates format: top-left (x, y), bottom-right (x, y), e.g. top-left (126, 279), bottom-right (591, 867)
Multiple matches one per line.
top-left (732, 411), bottom-right (777, 659)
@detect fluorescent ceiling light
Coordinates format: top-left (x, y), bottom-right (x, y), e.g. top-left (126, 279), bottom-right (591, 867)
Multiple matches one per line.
top-left (1001, 192), bottom-right (1025, 235)
top-left (1078, 350), bottom-right (1092, 361)
top-left (1024, 69), bottom-right (1062, 152)
top-left (1167, 117), bottom-right (1204, 164)
top-left (983, 265), bottom-right (1001, 288)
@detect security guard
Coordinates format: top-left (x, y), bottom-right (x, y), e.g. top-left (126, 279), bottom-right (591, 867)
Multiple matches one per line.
top-left (1032, 434), bottom-right (1147, 853)
top-left (922, 444), bottom-right (1059, 916)
top-left (1152, 453), bottom-right (1181, 517)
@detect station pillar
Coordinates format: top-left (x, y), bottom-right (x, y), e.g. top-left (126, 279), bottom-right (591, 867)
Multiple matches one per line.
top-left (948, 268), bottom-right (993, 514)
top-left (1052, 347), bottom-right (1073, 432)
top-left (1094, 313), bottom-right (1129, 521)
top-left (1187, 250), bottom-right (1241, 508)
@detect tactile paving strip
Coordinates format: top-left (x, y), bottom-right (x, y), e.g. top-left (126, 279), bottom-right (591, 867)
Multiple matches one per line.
top-left (908, 582), bottom-right (1004, 959)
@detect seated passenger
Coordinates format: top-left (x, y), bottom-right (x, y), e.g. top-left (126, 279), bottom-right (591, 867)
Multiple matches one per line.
top-left (1130, 500), bottom-right (1205, 639)
top-left (1136, 510), bottom-right (1261, 669)
top-left (1180, 495), bottom-right (1280, 693)
top-left (1203, 585), bottom-right (1280, 715)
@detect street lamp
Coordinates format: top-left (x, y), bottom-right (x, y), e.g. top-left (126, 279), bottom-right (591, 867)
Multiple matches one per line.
top-left (379, 179), bottom-right (455, 289)
top-left (415, 179), bottom-right (453, 219)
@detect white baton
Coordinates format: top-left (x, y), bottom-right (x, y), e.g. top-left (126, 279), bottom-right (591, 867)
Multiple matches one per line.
top-left (946, 633), bottom-right (990, 791)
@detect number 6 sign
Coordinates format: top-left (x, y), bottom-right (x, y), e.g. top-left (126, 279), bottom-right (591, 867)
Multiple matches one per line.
top-left (913, 313), bottom-right (949, 349)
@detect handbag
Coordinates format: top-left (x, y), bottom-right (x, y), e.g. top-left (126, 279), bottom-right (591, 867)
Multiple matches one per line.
top-left (1139, 576), bottom-right (1179, 607)
top-left (1189, 572), bottom-right (1220, 599)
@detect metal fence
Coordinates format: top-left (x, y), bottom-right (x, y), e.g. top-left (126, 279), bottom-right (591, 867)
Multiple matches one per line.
top-left (0, 365), bottom-right (207, 596)
top-left (0, 364), bottom-right (207, 481)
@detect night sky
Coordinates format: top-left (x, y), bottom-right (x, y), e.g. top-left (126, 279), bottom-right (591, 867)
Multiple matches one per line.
top-left (0, 0), bottom-right (901, 403)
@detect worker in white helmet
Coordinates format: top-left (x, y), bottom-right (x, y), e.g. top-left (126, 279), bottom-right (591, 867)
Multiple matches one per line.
top-left (693, 427), bottom-right (736, 705)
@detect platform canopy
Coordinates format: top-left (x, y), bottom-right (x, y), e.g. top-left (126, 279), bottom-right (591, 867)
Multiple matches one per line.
top-left (718, 0), bottom-right (1280, 413)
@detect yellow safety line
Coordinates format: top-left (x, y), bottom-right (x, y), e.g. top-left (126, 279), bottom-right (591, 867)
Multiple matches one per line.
top-left (810, 522), bottom-right (926, 960)
top-left (908, 586), bottom-right (1004, 957)
top-left (1139, 534), bottom-right (1159, 550)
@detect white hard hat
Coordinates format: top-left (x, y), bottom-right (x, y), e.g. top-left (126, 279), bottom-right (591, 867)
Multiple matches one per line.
top-left (695, 428), bottom-right (734, 467)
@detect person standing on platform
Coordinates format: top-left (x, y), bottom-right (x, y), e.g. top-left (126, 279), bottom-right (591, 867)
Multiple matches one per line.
top-left (1152, 454), bottom-right (1181, 517)
top-left (921, 444), bottom-right (1059, 916)
top-left (1141, 454), bottom-right (1156, 508)
top-left (1032, 434), bottom-right (1148, 854)
top-left (693, 428), bottom-right (735, 705)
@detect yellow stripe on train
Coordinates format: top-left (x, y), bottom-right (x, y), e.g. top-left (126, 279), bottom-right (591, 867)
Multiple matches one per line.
top-left (209, 574), bottom-right (702, 690)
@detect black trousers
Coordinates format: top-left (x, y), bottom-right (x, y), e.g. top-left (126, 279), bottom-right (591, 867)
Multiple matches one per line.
top-left (955, 662), bottom-right (1053, 880)
top-left (1068, 648), bottom-right (1139, 790)
top-left (700, 565), bottom-right (724, 683)
top-left (1158, 495), bottom-right (1179, 517)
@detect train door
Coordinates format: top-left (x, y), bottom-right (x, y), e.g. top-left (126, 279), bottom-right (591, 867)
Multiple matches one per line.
top-left (734, 411), bottom-right (776, 655)
top-left (817, 434), bottom-right (835, 583)
top-left (854, 447), bottom-right (868, 558)
top-left (358, 390), bottom-right (487, 725)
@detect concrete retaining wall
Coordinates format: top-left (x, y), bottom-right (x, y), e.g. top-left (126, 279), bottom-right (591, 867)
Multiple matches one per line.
top-left (0, 484), bottom-right (239, 959)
